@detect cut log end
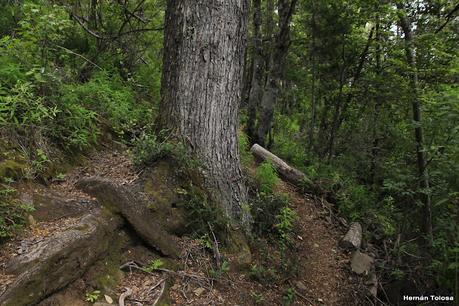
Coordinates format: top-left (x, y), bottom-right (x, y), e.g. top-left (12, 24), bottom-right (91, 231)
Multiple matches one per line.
top-left (340, 222), bottom-right (362, 250)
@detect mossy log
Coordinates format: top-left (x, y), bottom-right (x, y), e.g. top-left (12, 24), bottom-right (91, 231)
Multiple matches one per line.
top-left (76, 176), bottom-right (181, 258)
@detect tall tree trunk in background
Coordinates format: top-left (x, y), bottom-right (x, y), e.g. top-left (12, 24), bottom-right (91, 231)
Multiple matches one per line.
top-left (158, 0), bottom-right (251, 230)
top-left (327, 27), bottom-right (374, 160)
top-left (397, 3), bottom-right (433, 245)
top-left (307, 1), bottom-right (317, 151)
top-left (370, 17), bottom-right (383, 186)
top-left (256, 0), bottom-right (297, 147)
top-left (246, 0), bottom-right (263, 143)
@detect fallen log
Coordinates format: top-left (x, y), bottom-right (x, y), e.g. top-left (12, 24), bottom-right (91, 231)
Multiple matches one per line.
top-left (250, 144), bottom-right (311, 187)
top-left (340, 222), bottom-right (362, 250)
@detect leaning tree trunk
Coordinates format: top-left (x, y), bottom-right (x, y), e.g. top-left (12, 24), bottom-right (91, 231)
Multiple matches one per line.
top-left (256, 0), bottom-right (297, 147)
top-left (397, 3), bottom-right (433, 246)
top-left (157, 0), bottom-right (251, 229)
top-left (245, 0), bottom-right (263, 143)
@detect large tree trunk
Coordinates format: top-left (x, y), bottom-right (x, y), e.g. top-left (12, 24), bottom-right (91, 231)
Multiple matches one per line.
top-left (245, 0), bottom-right (263, 143)
top-left (397, 3), bottom-right (433, 245)
top-left (256, 0), bottom-right (297, 147)
top-left (157, 0), bottom-right (251, 230)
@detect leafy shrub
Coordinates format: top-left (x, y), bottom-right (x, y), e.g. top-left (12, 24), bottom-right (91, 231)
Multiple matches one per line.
top-left (183, 185), bottom-right (228, 242)
top-left (0, 81), bottom-right (57, 128)
top-left (51, 102), bottom-right (99, 150)
top-left (0, 185), bottom-right (34, 240)
top-left (255, 161), bottom-right (279, 194)
top-left (275, 206), bottom-right (297, 246)
top-left (131, 132), bottom-right (170, 166)
top-left (59, 72), bottom-right (152, 137)
top-left (251, 193), bottom-right (290, 238)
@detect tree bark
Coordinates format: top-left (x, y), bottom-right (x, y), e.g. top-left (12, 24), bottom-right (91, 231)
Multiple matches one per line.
top-left (246, 0), bottom-right (263, 143)
top-left (370, 17), bottom-right (383, 186)
top-left (397, 3), bottom-right (433, 245)
top-left (256, 0), bottom-right (297, 147)
top-left (157, 0), bottom-right (251, 230)
top-left (308, 5), bottom-right (317, 151)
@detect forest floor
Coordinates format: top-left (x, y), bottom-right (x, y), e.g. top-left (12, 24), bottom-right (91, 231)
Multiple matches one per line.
top-left (0, 145), bottom-right (365, 306)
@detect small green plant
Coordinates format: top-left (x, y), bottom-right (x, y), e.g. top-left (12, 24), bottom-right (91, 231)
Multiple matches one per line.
top-left (142, 259), bottom-right (164, 273)
top-left (54, 172), bottom-right (66, 181)
top-left (31, 149), bottom-right (49, 174)
top-left (209, 260), bottom-right (230, 278)
top-left (184, 185), bottom-right (228, 243)
top-left (255, 161), bottom-right (279, 194)
top-left (251, 193), bottom-right (290, 237)
top-left (282, 287), bottom-right (295, 306)
top-left (0, 185), bottom-right (34, 240)
top-left (131, 132), bottom-right (170, 166)
top-left (390, 268), bottom-right (405, 280)
top-left (251, 291), bottom-right (265, 304)
top-left (275, 206), bottom-right (297, 245)
top-left (248, 264), bottom-right (278, 284)
top-left (198, 234), bottom-right (213, 250)
top-left (238, 132), bottom-right (254, 167)
top-left (85, 290), bottom-right (101, 303)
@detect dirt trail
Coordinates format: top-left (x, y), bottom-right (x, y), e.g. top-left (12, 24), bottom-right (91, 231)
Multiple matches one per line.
top-left (1, 148), bottom-right (364, 305)
top-left (275, 182), bottom-right (361, 305)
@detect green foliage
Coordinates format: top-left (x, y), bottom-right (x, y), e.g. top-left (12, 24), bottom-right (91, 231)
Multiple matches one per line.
top-left (251, 193), bottom-right (290, 238)
top-left (31, 149), bottom-right (50, 175)
top-left (238, 132), bottom-right (254, 167)
top-left (131, 132), bottom-right (174, 167)
top-left (275, 206), bottom-right (297, 246)
top-left (142, 259), bottom-right (164, 273)
top-left (255, 161), bottom-right (279, 194)
top-left (0, 184), bottom-right (34, 241)
top-left (0, 81), bottom-right (57, 128)
top-left (209, 260), bottom-right (230, 278)
top-left (131, 131), bottom-right (200, 173)
top-left (0, 0), bottom-right (161, 158)
top-left (51, 102), bottom-right (99, 150)
top-left (183, 185), bottom-right (229, 243)
top-left (251, 292), bottom-right (265, 305)
top-left (282, 287), bottom-right (295, 306)
top-left (85, 290), bottom-right (101, 303)
top-left (248, 264), bottom-right (278, 284)
top-left (59, 72), bottom-right (152, 137)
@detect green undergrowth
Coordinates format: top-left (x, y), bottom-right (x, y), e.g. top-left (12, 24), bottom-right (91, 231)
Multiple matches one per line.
top-left (269, 123), bottom-right (459, 295)
top-left (240, 146), bottom-right (299, 285)
top-left (0, 181), bottom-right (34, 241)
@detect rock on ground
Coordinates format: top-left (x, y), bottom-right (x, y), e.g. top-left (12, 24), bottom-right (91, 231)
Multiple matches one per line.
top-left (350, 250), bottom-right (374, 275)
